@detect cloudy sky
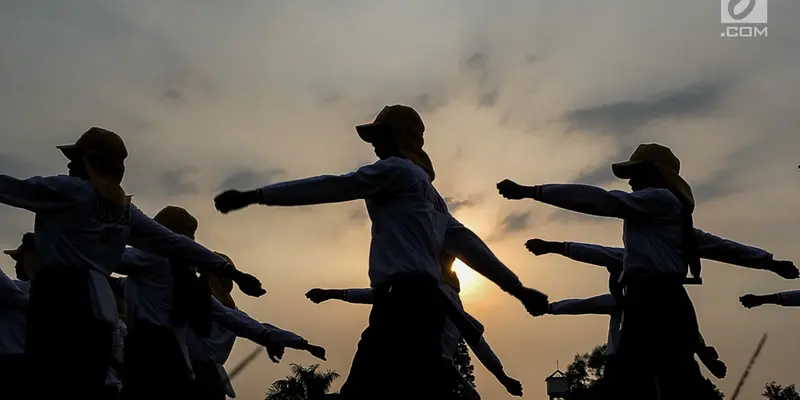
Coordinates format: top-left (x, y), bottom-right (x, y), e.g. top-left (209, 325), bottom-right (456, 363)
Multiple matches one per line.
top-left (2, 0), bottom-right (799, 398)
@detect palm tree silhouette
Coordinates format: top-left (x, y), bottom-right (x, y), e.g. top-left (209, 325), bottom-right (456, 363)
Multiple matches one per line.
top-left (266, 363), bottom-right (340, 400)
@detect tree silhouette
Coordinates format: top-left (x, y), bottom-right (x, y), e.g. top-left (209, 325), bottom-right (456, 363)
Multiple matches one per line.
top-left (450, 337), bottom-right (478, 398)
top-left (763, 381), bottom-right (800, 400)
top-left (566, 344), bottom-right (607, 390)
top-left (265, 363), bottom-right (340, 400)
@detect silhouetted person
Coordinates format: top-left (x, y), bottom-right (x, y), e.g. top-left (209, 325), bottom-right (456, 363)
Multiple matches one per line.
top-left (186, 252), bottom-right (325, 400)
top-left (498, 143), bottom-right (702, 399)
top-left (0, 128), bottom-right (264, 398)
top-left (116, 206), bottom-right (272, 400)
top-left (0, 234), bottom-right (33, 400)
top-left (214, 105), bottom-right (548, 399)
top-left (306, 255), bottom-right (522, 396)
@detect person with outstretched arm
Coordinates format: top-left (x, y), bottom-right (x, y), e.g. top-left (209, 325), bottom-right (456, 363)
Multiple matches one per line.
top-left (524, 234), bottom-right (797, 280)
top-left (186, 253), bottom-right (326, 400)
top-left (0, 240), bottom-right (33, 400)
top-left (214, 105), bottom-right (547, 399)
top-left (306, 284), bottom-right (522, 397)
top-left (115, 206), bottom-right (273, 400)
top-left (548, 293), bottom-right (727, 399)
top-left (497, 143), bottom-right (703, 400)
top-left (0, 128), bottom-right (264, 399)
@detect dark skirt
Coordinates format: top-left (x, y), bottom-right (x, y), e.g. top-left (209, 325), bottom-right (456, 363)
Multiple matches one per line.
top-left (121, 324), bottom-right (192, 400)
top-left (187, 361), bottom-right (226, 400)
top-left (26, 267), bottom-right (115, 399)
top-left (0, 353), bottom-right (29, 400)
top-left (338, 276), bottom-right (450, 400)
top-left (616, 280), bottom-right (700, 400)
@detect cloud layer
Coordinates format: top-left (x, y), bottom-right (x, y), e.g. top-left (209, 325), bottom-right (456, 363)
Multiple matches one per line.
top-left (2, 0), bottom-right (799, 398)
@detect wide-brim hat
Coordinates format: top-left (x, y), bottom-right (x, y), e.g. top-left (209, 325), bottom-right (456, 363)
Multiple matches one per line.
top-left (209, 252), bottom-right (236, 309)
top-left (611, 143), bottom-right (694, 212)
top-left (356, 105), bottom-right (436, 181)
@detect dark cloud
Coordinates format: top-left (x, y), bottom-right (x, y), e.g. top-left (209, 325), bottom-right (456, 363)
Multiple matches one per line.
top-left (320, 93), bottom-right (341, 105)
top-left (478, 90), bottom-right (498, 107)
top-left (463, 52), bottom-right (488, 71)
top-left (564, 80), bottom-right (730, 135)
top-left (218, 168), bottom-right (287, 191)
top-left (410, 93), bottom-right (447, 113)
top-left (567, 81), bottom-right (731, 186)
top-left (500, 211), bottom-right (533, 234)
top-left (159, 166), bottom-right (199, 196)
top-left (161, 88), bottom-right (185, 102)
top-left (525, 54), bottom-right (541, 64)
top-left (444, 197), bottom-right (474, 213)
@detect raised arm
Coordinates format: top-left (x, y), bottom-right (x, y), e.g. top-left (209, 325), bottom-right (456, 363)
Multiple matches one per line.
top-left (0, 268), bottom-right (28, 312)
top-left (548, 293), bottom-right (617, 315)
top-left (497, 180), bottom-right (681, 220)
top-left (0, 175), bottom-right (81, 213)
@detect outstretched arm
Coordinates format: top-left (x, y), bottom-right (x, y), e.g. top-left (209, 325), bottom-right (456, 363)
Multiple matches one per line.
top-left (262, 322), bottom-right (327, 360)
top-left (0, 175), bottom-right (80, 213)
top-left (741, 290), bottom-right (800, 308)
top-left (548, 294), bottom-right (617, 315)
top-left (498, 180), bottom-right (681, 220)
top-left (305, 288), bottom-right (375, 304)
top-left (128, 208), bottom-right (264, 297)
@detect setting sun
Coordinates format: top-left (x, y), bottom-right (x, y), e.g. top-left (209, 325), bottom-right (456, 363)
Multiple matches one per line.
top-left (451, 259), bottom-right (482, 297)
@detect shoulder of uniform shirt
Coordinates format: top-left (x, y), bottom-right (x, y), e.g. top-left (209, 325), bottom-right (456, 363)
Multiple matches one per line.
top-left (43, 174), bottom-right (94, 194)
top-left (631, 187), bottom-right (682, 208)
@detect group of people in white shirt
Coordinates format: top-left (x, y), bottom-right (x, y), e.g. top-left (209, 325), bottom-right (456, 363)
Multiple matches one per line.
top-left (1, 104), bottom-right (798, 400)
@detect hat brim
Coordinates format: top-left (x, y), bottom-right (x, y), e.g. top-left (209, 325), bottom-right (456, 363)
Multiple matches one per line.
top-left (4, 249), bottom-right (23, 261)
top-left (611, 160), bottom-right (646, 179)
top-left (57, 144), bottom-right (83, 160)
top-left (356, 122), bottom-right (389, 143)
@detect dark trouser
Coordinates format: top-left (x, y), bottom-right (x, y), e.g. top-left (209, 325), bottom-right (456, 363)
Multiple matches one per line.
top-left (338, 276), bottom-right (450, 400)
top-left (616, 281), bottom-right (700, 400)
top-left (187, 361), bottom-right (226, 400)
top-left (26, 268), bottom-right (114, 399)
top-left (121, 324), bottom-right (192, 400)
top-left (0, 353), bottom-right (29, 400)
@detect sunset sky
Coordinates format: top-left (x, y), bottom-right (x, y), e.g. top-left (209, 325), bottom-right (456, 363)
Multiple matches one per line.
top-left (2, 1), bottom-right (799, 398)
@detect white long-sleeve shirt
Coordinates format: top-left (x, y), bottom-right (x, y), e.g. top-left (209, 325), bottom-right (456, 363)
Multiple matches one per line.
top-left (0, 269), bottom-right (30, 355)
top-left (536, 185), bottom-right (684, 282)
top-left (257, 158), bottom-right (521, 293)
top-left (563, 229), bottom-right (775, 272)
top-left (340, 286), bottom-right (503, 372)
top-left (777, 290), bottom-right (800, 307)
top-left (0, 174), bottom-right (232, 324)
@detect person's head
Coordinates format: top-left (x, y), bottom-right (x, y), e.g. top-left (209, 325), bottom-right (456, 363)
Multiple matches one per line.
top-left (611, 143), bottom-right (693, 210)
top-left (5, 233), bottom-right (36, 281)
top-left (207, 252), bottom-right (236, 309)
top-left (153, 205), bottom-right (198, 240)
top-left (58, 127), bottom-right (130, 205)
top-left (355, 105), bottom-right (436, 181)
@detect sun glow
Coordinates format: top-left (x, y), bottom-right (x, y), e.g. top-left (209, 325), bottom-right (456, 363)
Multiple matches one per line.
top-left (451, 258), bottom-right (482, 297)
